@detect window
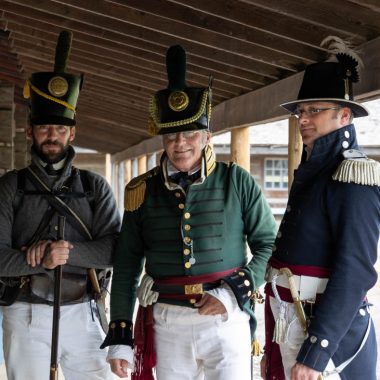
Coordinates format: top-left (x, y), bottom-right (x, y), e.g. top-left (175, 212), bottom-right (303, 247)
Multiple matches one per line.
top-left (264, 158), bottom-right (288, 190)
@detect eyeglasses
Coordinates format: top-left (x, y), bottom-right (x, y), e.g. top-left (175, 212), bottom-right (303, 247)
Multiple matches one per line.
top-left (164, 130), bottom-right (200, 141)
top-left (35, 125), bottom-right (71, 134)
top-left (291, 107), bottom-right (342, 119)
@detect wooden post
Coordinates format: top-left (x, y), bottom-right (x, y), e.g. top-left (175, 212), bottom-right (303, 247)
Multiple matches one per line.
top-left (288, 117), bottom-right (303, 192)
top-left (117, 162), bottom-right (125, 209)
top-left (124, 159), bottom-right (131, 186)
top-left (230, 127), bottom-right (250, 172)
top-left (132, 158), bottom-right (138, 179)
top-left (138, 155), bottom-right (147, 175)
top-left (105, 154), bottom-right (112, 185)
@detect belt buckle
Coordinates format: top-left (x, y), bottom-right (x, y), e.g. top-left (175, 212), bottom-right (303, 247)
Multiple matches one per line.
top-left (184, 283), bottom-right (203, 295)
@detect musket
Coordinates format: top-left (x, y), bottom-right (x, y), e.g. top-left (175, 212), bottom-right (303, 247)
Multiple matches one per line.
top-left (50, 215), bottom-right (66, 380)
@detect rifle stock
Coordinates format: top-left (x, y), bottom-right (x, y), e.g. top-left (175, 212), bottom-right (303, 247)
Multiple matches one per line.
top-left (50, 215), bottom-right (65, 380)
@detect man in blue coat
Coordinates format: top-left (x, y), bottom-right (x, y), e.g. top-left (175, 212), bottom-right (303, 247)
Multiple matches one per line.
top-left (263, 37), bottom-right (380, 380)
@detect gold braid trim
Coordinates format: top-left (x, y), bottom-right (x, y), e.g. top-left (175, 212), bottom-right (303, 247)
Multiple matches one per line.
top-left (149, 90), bottom-right (211, 134)
top-left (124, 168), bottom-right (158, 211)
top-left (332, 158), bottom-right (380, 186)
top-left (23, 80), bottom-right (76, 113)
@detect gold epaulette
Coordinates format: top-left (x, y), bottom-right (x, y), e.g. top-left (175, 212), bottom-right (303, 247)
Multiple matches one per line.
top-left (124, 167), bottom-right (159, 211)
top-left (332, 149), bottom-right (380, 186)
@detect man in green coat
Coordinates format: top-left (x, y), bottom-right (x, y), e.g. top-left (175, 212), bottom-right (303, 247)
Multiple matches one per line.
top-left (101, 45), bottom-right (277, 380)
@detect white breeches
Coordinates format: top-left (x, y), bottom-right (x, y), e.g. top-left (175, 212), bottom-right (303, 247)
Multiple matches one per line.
top-left (269, 296), bottom-right (341, 379)
top-left (2, 301), bottom-right (115, 380)
top-left (153, 302), bottom-right (252, 380)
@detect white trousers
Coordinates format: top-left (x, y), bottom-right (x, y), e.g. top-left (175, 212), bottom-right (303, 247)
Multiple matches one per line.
top-left (1, 301), bottom-right (115, 380)
top-left (269, 296), bottom-right (341, 379)
top-left (153, 302), bottom-right (252, 380)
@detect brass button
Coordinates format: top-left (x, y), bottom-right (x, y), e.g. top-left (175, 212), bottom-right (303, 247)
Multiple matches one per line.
top-left (244, 280), bottom-right (250, 286)
top-left (185, 262), bottom-right (192, 269)
top-left (183, 237), bottom-right (191, 244)
top-left (189, 298), bottom-right (197, 304)
top-left (184, 224), bottom-right (191, 231)
top-left (184, 212), bottom-right (191, 219)
top-left (247, 290), bottom-right (252, 297)
top-left (178, 203), bottom-right (185, 209)
top-left (175, 192), bottom-right (181, 198)
top-left (184, 248), bottom-right (191, 255)
top-left (238, 271), bottom-right (245, 277)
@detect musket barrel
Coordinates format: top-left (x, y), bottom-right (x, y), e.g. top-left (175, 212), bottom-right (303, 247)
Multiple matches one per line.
top-left (49, 215), bottom-right (65, 380)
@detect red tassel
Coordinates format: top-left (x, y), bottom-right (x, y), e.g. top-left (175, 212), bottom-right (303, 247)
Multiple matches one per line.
top-left (131, 305), bottom-right (156, 380)
top-left (144, 306), bottom-right (156, 368)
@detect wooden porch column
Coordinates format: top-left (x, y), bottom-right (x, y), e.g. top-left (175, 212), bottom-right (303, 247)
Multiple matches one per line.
top-left (288, 117), bottom-right (303, 191)
top-left (124, 159), bottom-right (132, 186)
top-left (117, 162), bottom-right (125, 208)
top-left (105, 154), bottom-right (112, 185)
top-left (138, 155), bottom-right (147, 175)
top-left (230, 127), bottom-right (250, 172)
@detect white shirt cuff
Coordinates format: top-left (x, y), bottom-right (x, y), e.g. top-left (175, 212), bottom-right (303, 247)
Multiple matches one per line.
top-left (106, 345), bottom-right (134, 370)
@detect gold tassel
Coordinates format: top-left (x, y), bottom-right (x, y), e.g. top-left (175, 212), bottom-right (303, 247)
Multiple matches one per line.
top-left (332, 158), bottom-right (380, 186)
top-left (124, 180), bottom-right (146, 211)
top-left (251, 339), bottom-right (262, 356)
top-left (23, 80), bottom-right (31, 99)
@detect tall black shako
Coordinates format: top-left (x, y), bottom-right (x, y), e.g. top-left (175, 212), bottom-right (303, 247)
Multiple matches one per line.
top-left (24, 30), bottom-right (83, 126)
top-left (149, 44), bottom-right (212, 135)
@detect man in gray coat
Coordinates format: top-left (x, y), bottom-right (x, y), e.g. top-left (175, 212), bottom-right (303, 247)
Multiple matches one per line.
top-left (0, 31), bottom-right (120, 380)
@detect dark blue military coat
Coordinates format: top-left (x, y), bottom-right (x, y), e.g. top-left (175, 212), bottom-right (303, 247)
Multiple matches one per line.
top-left (272, 124), bottom-right (380, 379)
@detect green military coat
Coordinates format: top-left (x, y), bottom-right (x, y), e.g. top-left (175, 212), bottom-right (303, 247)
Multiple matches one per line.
top-left (108, 147), bottom-right (276, 345)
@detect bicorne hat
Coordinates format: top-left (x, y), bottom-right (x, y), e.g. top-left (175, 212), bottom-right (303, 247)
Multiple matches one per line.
top-left (148, 45), bottom-right (212, 135)
top-left (23, 31), bottom-right (83, 126)
top-left (281, 36), bottom-right (368, 118)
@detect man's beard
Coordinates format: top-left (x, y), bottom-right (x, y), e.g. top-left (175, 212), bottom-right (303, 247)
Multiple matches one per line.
top-left (33, 139), bottom-right (70, 164)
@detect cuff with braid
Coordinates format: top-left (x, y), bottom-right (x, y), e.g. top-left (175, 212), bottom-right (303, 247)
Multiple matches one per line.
top-left (221, 269), bottom-right (254, 310)
top-left (100, 320), bottom-right (133, 349)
